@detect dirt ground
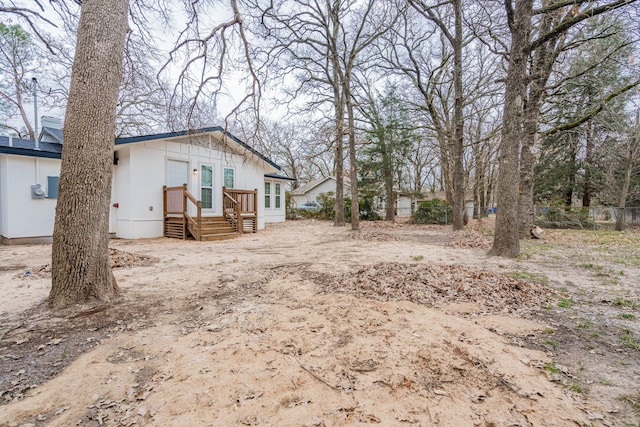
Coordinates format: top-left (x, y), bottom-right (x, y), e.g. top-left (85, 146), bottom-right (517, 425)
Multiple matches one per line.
top-left (0, 218), bottom-right (639, 426)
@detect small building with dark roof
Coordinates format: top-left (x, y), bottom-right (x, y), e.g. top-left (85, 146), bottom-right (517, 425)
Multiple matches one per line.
top-left (0, 125), bottom-right (294, 244)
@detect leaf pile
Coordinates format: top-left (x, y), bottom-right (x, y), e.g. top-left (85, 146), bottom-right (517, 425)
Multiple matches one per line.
top-left (347, 230), bottom-right (397, 242)
top-left (109, 248), bottom-right (157, 269)
top-left (322, 263), bottom-right (551, 315)
top-left (15, 248), bottom-right (157, 279)
top-left (445, 230), bottom-right (493, 249)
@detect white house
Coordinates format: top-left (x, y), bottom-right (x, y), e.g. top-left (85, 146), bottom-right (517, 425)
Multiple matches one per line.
top-left (395, 191), bottom-right (414, 217)
top-left (290, 176), bottom-right (351, 208)
top-left (0, 125), bottom-right (294, 244)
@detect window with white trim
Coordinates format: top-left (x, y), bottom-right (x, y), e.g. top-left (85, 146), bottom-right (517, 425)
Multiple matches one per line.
top-left (201, 165), bottom-right (213, 209)
top-left (223, 167), bottom-right (235, 188)
top-left (275, 183), bottom-right (281, 209)
top-left (265, 181), bottom-right (271, 209)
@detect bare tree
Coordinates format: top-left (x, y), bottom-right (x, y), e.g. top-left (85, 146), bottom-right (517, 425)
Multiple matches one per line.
top-left (50, 0), bottom-right (129, 308)
top-left (491, 0), bottom-right (637, 257)
top-left (407, 0), bottom-right (465, 230)
top-left (248, 0), bottom-right (397, 229)
top-left (615, 110), bottom-right (640, 231)
top-left (0, 22), bottom-right (37, 138)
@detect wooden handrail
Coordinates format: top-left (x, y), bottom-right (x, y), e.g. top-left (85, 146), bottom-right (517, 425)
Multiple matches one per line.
top-left (222, 186), bottom-right (239, 233)
top-left (222, 191), bottom-right (238, 205)
top-left (222, 186), bottom-right (257, 234)
top-left (185, 191), bottom-right (198, 205)
top-left (164, 185), bottom-right (256, 239)
top-left (163, 185), bottom-right (202, 240)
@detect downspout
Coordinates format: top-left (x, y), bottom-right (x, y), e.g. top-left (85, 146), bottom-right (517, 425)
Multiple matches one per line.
top-left (32, 77), bottom-right (39, 150)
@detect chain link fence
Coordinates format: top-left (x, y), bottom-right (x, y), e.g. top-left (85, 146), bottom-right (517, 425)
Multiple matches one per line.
top-left (400, 203), bottom-right (640, 229)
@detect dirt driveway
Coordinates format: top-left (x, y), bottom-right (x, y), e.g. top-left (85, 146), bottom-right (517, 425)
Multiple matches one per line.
top-left (0, 219), bottom-right (638, 426)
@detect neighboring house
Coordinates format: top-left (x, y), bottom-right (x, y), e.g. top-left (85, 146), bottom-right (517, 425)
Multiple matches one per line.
top-left (417, 191), bottom-right (475, 218)
top-left (0, 124), bottom-right (294, 244)
top-left (395, 191), bottom-right (414, 217)
top-left (290, 176), bottom-right (351, 208)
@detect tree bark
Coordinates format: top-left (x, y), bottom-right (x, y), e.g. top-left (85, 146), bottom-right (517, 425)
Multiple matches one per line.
top-left (490, 0), bottom-right (533, 257)
top-left (616, 112), bottom-right (639, 231)
top-left (344, 74), bottom-right (360, 230)
top-left (50, 0), bottom-right (129, 308)
top-left (518, 6), bottom-right (559, 238)
top-left (451, 0), bottom-right (465, 231)
top-left (329, 6), bottom-right (345, 227)
top-left (383, 143), bottom-right (395, 221)
top-left (582, 121), bottom-right (594, 207)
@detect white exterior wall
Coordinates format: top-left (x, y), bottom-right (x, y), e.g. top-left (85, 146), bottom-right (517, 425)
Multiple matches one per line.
top-left (0, 155), bottom-right (60, 240)
top-left (111, 137), bottom-right (273, 238)
top-left (0, 156), bottom-right (8, 238)
top-left (292, 178), bottom-right (348, 208)
top-left (263, 179), bottom-right (287, 224)
top-left (2, 135), bottom-right (282, 242)
top-left (465, 200), bottom-right (475, 219)
top-left (396, 195), bottom-right (413, 217)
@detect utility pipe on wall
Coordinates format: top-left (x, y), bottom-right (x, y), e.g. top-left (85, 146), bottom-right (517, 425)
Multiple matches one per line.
top-left (32, 77), bottom-right (39, 150)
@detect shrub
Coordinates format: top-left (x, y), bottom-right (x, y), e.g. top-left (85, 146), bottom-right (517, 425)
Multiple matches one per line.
top-left (410, 198), bottom-right (452, 224)
top-left (534, 199), bottom-right (595, 229)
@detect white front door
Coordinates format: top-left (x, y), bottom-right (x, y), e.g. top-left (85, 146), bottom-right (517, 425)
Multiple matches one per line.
top-left (167, 160), bottom-right (188, 187)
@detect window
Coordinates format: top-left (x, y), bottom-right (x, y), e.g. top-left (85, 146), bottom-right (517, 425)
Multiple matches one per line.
top-left (201, 165), bottom-right (213, 209)
top-left (265, 181), bottom-right (271, 209)
top-left (47, 176), bottom-right (59, 199)
top-left (223, 167), bottom-right (235, 188)
top-left (275, 183), bottom-right (281, 209)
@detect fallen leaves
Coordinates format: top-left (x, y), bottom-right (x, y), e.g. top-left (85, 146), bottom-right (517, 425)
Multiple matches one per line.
top-left (445, 230), bottom-right (493, 249)
top-left (15, 248), bottom-right (157, 279)
top-left (322, 263), bottom-right (551, 316)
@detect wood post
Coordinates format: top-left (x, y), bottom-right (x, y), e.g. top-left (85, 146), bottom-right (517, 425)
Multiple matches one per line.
top-left (162, 185), bottom-right (167, 237)
top-left (197, 201), bottom-right (202, 241)
top-left (182, 184), bottom-right (187, 240)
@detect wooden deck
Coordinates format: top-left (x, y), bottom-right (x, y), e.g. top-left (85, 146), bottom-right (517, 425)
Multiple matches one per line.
top-left (163, 185), bottom-right (257, 241)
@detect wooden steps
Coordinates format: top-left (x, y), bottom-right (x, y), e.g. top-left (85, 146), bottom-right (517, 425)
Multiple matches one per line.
top-left (164, 215), bottom-right (257, 241)
top-left (163, 186), bottom-right (257, 242)
top-left (199, 217), bottom-right (238, 241)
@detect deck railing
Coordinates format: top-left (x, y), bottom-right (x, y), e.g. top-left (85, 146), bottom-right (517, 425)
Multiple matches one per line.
top-left (223, 187), bottom-right (258, 233)
top-left (163, 185), bottom-right (201, 240)
top-left (164, 185), bottom-right (257, 239)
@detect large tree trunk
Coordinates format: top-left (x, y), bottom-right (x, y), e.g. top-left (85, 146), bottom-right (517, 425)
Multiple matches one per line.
top-left (50, 0), bottom-right (129, 308)
top-left (582, 121), bottom-right (594, 207)
top-left (334, 112), bottom-right (345, 227)
top-left (330, 10), bottom-right (345, 227)
top-left (518, 6), bottom-right (558, 238)
top-left (518, 84), bottom-right (543, 237)
top-left (616, 114), bottom-right (639, 231)
top-left (451, 0), bottom-right (465, 231)
top-left (344, 76), bottom-right (360, 230)
top-left (490, 0), bottom-right (533, 257)
top-left (615, 161), bottom-right (632, 231)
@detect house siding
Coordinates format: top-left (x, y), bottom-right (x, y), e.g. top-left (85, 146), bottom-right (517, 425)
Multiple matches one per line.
top-left (292, 178), bottom-right (349, 208)
top-left (0, 155), bottom-right (60, 240)
top-left (263, 179), bottom-right (287, 224)
top-left (111, 137), bottom-right (272, 238)
top-left (1, 130), bottom-right (288, 243)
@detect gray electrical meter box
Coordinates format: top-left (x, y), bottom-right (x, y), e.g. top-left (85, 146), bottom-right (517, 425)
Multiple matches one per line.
top-left (31, 184), bottom-right (46, 199)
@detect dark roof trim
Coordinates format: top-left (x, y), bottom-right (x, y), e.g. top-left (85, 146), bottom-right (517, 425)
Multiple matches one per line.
top-left (2, 126), bottom-right (282, 171)
top-left (264, 173), bottom-right (296, 181)
top-left (0, 136), bottom-right (63, 159)
top-left (115, 126), bottom-right (282, 171)
top-left (0, 145), bottom-right (61, 159)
